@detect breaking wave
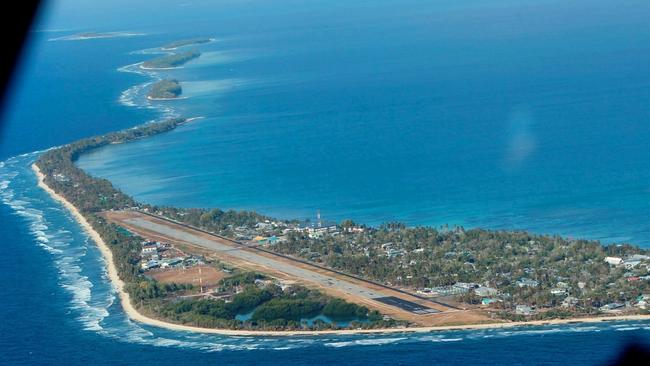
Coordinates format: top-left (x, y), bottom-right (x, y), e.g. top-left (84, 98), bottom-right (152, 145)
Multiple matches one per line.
top-left (116, 62), bottom-right (177, 119)
top-left (0, 152), bottom-right (112, 332)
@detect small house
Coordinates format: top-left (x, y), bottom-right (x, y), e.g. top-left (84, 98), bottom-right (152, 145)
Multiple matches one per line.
top-left (604, 257), bottom-right (623, 266)
top-left (515, 305), bottom-right (535, 315)
top-left (516, 278), bottom-right (539, 288)
top-left (474, 286), bottom-right (498, 297)
top-left (141, 244), bottom-right (157, 256)
top-left (599, 303), bottom-right (625, 312)
top-left (550, 288), bottom-right (567, 295)
top-left (481, 298), bottom-right (499, 306)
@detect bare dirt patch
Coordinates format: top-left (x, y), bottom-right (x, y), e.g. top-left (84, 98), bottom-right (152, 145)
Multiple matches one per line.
top-left (147, 265), bottom-right (226, 287)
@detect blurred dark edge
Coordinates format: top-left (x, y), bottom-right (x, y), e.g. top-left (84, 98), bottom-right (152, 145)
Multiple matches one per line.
top-left (0, 0), bottom-right (41, 138)
top-left (0, 1), bottom-right (648, 365)
top-left (607, 342), bottom-right (650, 365)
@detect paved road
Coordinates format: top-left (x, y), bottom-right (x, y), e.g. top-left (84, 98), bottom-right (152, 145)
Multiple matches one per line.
top-left (126, 217), bottom-right (389, 299)
top-left (107, 211), bottom-right (499, 325)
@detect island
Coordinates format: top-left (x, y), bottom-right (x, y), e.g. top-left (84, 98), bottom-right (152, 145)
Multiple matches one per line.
top-left (141, 50), bottom-right (201, 69)
top-left (148, 79), bottom-right (182, 100)
top-left (33, 116), bottom-right (650, 335)
top-left (162, 37), bottom-right (213, 50)
top-left (50, 31), bottom-right (144, 41)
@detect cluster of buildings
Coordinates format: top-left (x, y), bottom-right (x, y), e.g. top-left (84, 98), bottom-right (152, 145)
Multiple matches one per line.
top-left (306, 225), bottom-right (339, 239)
top-left (232, 218), bottom-right (347, 245)
top-left (416, 285), bottom-right (465, 297)
top-left (52, 172), bottom-right (70, 182)
top-left (229, 214), bottom-right (371, 249)
top-left (515, 278), bottom-right (539, 288)
top-left (597, 293), bottom-right (650, 313)
top-left (231, 220), bottom-right (289, 242)
top-left (604, 254), bottom-right (650, 269)
top-left (605, 254), bottom-right (650, 283)
top-left (413, 275), bottom-right (637, 317)
top-left (416, 282), bottom-right (498, 298)
top-left (381, 242), bottom-right (406, 258)
top-left (139, 240), bottom-right (201, 271)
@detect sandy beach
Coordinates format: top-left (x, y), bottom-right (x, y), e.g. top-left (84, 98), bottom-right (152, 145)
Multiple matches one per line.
top-left (139, 64), bottom-right (181, 71)
top-left (32, 163), bottom-right (650, 336)
top-left (160, 37), bottom-right (217, 51)
top-left (146, 96), bottom-right (189, 101)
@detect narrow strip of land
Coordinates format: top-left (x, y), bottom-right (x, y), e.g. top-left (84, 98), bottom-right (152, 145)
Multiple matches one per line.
top-left (36, 165), bottom-right (650, 335)
top-left (104, 210), bottom-right (481, 326)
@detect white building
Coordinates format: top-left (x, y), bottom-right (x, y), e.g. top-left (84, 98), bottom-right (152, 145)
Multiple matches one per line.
top-left (627, 254), bottom-right (650, 261)
top-left (624, 260), bottom-right (642, 269)
top-left (516, 278), bottom-right (539, 288)
top-left (636, 295), bottom-right (650, 309)
top-left (515, 305), bottom-right (535, 315)
top-left (454, 282), bottom-right (478, 290)
top-left (550, 288), bottom-right (567, 296)
top-left (474, 286), bottom-right (498, 297)
top-left (141, 245), bottom-right (157, 256)
top-left (599, 303), bottom-right (624, 312)
top-left (604, 257), bottom-right (623, 266)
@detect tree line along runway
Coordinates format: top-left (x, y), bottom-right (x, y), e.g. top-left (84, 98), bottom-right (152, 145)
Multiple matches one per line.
top-left (102, 210), bottom-right (488, 327)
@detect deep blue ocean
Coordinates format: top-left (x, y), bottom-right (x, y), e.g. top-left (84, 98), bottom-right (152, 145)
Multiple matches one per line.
top-left (2, 0), bottom-right (650, 364)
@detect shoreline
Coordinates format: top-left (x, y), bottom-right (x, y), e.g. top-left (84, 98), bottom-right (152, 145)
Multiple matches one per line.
top-left (49, 31), bottom-right (145, 42)
top-left (140, 64), bottom-right (182, 71)
top-left (32, 163), bottom-right (650, 336)
top-left (146, 95), bottom-right (188, 101)
top-left (160, 38), bottom-right (216, 51)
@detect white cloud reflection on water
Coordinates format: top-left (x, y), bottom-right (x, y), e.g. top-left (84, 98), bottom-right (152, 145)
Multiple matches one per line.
top-left (503, 106), bottom-right (536, 172)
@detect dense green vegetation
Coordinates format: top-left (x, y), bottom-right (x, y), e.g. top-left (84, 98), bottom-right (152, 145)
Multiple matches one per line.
top-left (252, 298), bottom-right (322, 322)
top-left (218, 272), bottom-right (264, 288)
top-left (162, 38), bottom-right (211, 50)
top-left (127, 279), bottom-right (193, 302)
top-left (227, 286), bottom-right (274, 314)
top-left (323, 298), bottom-right (369, 320)
top-left (139, 271), bottom-right (383, 330)
top-left (142, 50), bottom-right (200, 69)
top-left (148, 79), bottom-right (182, 99)
top-left (269, 224), bottom-right (650, 313)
